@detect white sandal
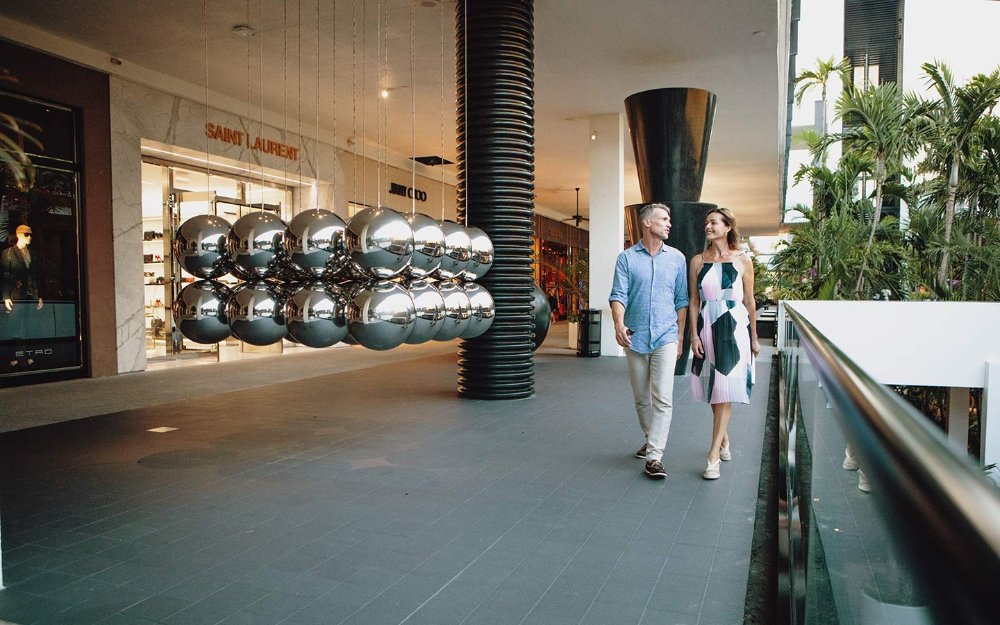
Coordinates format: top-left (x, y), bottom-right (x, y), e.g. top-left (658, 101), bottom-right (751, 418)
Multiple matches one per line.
top-left (703, 459), bottom-right (721, 480)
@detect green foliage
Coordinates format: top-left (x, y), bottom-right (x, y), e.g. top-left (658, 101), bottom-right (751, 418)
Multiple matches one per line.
top-left (782, 57), bottom-right (1000, 304)
top-left (0, 69), bottom-right (42, 192)
top-left (772, 208), bottom-right (911, 300)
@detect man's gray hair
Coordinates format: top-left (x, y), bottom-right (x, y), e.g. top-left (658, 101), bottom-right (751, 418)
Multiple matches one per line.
top-left (639, 202), bottom-right (671, 226)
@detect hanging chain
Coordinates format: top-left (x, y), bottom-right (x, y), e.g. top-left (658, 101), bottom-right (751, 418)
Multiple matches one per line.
top-left (439, 0), bottom-right (445, 220)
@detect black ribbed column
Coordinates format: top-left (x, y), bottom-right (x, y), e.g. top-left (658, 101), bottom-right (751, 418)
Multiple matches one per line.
top-left (456, 0), bottom-right (535, 399)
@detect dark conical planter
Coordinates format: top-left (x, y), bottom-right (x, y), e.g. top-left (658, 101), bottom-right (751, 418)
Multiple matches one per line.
top-left (625, 88), bottom-right (718, 374)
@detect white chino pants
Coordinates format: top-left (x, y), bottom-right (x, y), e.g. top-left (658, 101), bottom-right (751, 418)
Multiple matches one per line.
top-left (626, 342), bottom-right (678, 462)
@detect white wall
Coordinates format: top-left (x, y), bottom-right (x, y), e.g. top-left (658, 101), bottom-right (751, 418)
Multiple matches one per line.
top-left (781, 300), bottom-right (1000, 387)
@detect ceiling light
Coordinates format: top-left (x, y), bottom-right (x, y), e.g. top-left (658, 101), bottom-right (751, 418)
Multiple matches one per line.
top-left (231, 25), bottom-right (256, 38)
top-left (381, 89), bottom-right (390, 99)
top-left (590, 132), bottom-right (598, 141)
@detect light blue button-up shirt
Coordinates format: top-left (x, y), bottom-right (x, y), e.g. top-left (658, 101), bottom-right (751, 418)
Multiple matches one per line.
top-left (609, 242), bottom-right (689, 354)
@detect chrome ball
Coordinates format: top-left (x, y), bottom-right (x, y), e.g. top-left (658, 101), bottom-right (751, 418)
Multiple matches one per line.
top-left (460, 282), bottom-right (495, 339)
top-left (174, 214), bottom-right (231, 279)
top-left (407, 213), bottom-right (445, 278)
top-left (436, 220), bottom-right (472, 279)
top-left (346, 207), bottom-right (414, 279)
top-left (346, 280), bottom-right (416, 350)
top-left (404, 279), bottom-right (446, 344)
top-left (227, 211), bottom-right (286, 278)
top-left (530, 284), bottom-right (552, 350)
top-left (433, 280), bottom-right (472, 341)
top-left (462, 226), bottom-right (494, 281)
top-left (172, 280), bottom-right (231, 343)
top-left (227, 281), bottom-right (288, 346)
top-left (285, 282), bottom-right (348, 348)
top-left (284, 209), bottom-right (347, 278)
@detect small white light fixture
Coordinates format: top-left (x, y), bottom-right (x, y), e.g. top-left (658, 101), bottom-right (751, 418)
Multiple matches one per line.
top-left (590, 132), bottom-right (598, 141)
top-left (147, 427), bottom-right (178, 433)
top-left (381, 89), bottom-right (390, 99)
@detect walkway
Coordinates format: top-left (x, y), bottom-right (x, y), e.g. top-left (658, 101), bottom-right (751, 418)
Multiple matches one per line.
top-left (0, 327), bottom-right (770, 625)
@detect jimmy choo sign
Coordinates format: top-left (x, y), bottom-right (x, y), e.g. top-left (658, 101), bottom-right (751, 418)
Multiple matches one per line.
top-left (389, 182), bottom-right (427, 202)
top-left (205, 123), bottom-right (299, 161)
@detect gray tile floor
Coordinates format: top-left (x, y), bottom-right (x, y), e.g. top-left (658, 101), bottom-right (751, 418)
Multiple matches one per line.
top-left (0, 335), bottom-right (769, 625)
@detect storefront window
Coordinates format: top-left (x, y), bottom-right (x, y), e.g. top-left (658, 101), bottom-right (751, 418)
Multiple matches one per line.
top-left (140, 159), bottom-right (291, 364)
top-left (0, 91), bottom-right (83, 379)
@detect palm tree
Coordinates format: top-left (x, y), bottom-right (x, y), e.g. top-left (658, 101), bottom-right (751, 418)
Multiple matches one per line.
top-left (795, 56), bottom-right (852, 138)
top-left (831, 82), bottom-right (922, 294)
top-left (0, 69), bottom-right (41, 192)
top-left (916, 61), bottom-right (1000, 285)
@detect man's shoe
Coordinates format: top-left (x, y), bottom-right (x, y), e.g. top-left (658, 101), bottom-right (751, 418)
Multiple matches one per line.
top-left (842, 451), bottom-right (859, 471)
top-left (644, 459), bottom-right (667, 479)
top-left (857, 470), bottom-right (871, 493)
top-left (634, 442), bottom-right (650, 459)
top-left (719, 445), bottom-right (732, 461)
top-left (703, 459), bottom-right (721, 480)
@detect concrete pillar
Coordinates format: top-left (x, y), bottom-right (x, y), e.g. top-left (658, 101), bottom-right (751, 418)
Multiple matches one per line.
top-left (947, 386), bottom-right (970, 455)
top-left (983, 362), bottom-right (1000, 466)
top-left (588, 113), bottom-right (625, 357)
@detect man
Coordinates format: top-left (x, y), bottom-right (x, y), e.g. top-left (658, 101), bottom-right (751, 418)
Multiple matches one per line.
top-left (2, 224), bottom-right (43, 367)
top-left (609, 203), bottom-right (688, 479)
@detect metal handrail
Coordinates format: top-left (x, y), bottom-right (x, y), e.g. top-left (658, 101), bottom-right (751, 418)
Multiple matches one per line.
top-left (783, 303), bottom-right (1000, 625)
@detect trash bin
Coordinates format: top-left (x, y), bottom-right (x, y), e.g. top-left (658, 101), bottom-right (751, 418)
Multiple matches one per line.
top-left (577, 308), bottom-right (601, 357)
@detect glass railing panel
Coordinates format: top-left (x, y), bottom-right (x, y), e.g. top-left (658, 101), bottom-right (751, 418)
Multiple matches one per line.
top-left (779, 315), bottom-right (942, 625)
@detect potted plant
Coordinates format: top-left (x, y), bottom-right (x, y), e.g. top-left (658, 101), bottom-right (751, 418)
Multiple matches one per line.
top-left (543, 251), bottom-right (588, 349)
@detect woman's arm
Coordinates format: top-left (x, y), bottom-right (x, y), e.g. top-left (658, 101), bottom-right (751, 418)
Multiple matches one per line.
top-left (688, 254), bottom-right (704, 358)
top-left (741, 254), bottom-right (760, 356)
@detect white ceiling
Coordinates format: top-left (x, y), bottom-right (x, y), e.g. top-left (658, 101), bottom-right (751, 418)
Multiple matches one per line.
top-left (0, 0), bottom-right (784, 234)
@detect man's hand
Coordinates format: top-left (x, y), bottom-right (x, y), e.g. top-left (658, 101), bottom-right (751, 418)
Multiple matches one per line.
top-left (614, 324), bottom-right (632, 349)
top-left (36, 298), bottom-right (43, 310)
top-left (3, 298), bottom-right (11, 312)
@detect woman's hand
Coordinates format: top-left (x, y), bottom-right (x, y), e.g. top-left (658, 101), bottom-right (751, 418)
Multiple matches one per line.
top-left (751, 338), bottom-right (761, 357)
top-left (691, 336), bottom-right (704, 358)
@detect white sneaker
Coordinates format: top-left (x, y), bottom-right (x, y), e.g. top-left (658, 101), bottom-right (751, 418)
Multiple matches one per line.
top-left (720, 445), bottom-right (732, 461)
top-left (703, 459), bottom-right (721, 480)
top-left (843, 451), bottom-right (859, 471)
top-left (857, 470), bottom-right (871, 493)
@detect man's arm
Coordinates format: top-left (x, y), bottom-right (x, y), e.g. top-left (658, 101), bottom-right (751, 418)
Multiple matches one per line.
top-left (609, 253), bottom-right (631, 348)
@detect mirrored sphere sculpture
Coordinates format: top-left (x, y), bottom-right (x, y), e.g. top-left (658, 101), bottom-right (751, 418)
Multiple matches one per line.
top-left (227, 281), bottom-right (288, 346)
top-left (436, 220), bottom-right (472, 279)
top-left (284, 209), bottom-right (347, 278)
top-left (227, 211), bottom-right (286, 278)
top-left (460, 282), bottom-right (496, 339)
top-left (530, 284), bottom-right (552, 351)
top-left (404, 279), bottom-right (446, 344)
top-left (407, 213), bottom-right (445, 278)
top-left (346, 207), bottom-right (414, 278)
top-left (433, 280), bottom-right (472, 341)
top-left (174, 214), bottom-right (231, 279)
top-left (285, 282), bottom-right (347, 348)
top-left (462, 226), bottom-right (494, 281)
top-left (172, 280), bottom-right (231, 343)
top-left (346, 280), bottom-right (416, 350)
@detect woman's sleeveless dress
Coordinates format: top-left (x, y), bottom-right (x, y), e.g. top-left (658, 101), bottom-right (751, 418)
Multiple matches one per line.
top-left (691, 257), bottom-right (754, 404)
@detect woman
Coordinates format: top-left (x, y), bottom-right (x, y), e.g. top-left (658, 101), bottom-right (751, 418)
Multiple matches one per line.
top-left (688, 208), bottom-right (760, 480)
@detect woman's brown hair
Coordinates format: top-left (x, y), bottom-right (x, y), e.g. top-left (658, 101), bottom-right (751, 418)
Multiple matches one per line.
top-left (706, 207), bottom-right (741, 251)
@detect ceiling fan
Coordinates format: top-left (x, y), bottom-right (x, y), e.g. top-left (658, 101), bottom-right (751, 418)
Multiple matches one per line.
top-left (562, 187), bottom-right (589, 228)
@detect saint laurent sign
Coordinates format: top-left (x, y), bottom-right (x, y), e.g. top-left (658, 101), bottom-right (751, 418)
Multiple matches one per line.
top-left (389, 182), bottom-right (427, 202)
top-left (205, 123), bottom-right (299, 161)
